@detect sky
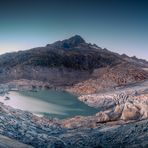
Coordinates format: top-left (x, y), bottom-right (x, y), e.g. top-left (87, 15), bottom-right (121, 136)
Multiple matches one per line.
top-left (0, 0), bottom-right (147, 60)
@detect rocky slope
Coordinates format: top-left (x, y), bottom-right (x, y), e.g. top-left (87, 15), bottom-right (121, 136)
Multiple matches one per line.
top-left (78, 80), bottom-right (148, 122)
top-left (121, 54), bottom-right (148, 68)
top-left (67, 62), bottom-right (148, 95)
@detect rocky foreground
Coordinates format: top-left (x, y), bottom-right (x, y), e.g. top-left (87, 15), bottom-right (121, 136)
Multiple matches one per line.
top-left (0, 103), bottom-right (148, 148)
top-left (0, 104), bottom-right (148, 148)
top-left (0, 80), bottom-right (148, 148)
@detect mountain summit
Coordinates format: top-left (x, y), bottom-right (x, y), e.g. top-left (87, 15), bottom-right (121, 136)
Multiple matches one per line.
top-left (65, 35), bottom-right (86, 44)
top-left (47, 35), bottom-right (86, 49)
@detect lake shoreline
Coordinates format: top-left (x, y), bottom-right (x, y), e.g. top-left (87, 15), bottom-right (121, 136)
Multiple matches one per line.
top-left (0, 88), bottom-right (99, 119)
top-left (0, 79), bottom-right (148, 147)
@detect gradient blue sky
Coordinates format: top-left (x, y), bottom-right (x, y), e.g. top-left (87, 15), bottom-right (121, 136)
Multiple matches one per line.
top-left (0, 0), bottom-right (147, 60)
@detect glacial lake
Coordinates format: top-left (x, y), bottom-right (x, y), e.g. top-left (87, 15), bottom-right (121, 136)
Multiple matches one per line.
top-left (0, 90), bottom-right (98, 119)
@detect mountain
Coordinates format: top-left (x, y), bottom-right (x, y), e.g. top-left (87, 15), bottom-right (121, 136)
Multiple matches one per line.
top-left (0, 35), bottom-right (147, 93)
top-left (0, 35), bottom-right (122, 70)
top-left (121, 54), bottom-right (148, 68)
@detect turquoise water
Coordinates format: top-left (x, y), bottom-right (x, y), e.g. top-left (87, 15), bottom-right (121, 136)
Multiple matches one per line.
top-left (0, 90), bottom-right (98, 119)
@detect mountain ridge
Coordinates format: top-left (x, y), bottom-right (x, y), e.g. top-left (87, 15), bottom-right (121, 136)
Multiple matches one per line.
top-left (0, 35), bottom-right (147, 93)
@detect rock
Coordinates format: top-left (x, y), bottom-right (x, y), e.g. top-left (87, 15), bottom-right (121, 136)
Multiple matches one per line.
top-left (114, 105), bottom-right (123, 115)
top-left (47, 137), bottom-right (66, 148)
top-left (121, 102), bottom-right (140, 121)
top-left (96, 112), bottom-right (110, 123)
top-left (0, 134), bottom-right (33, 148)
top-left (138, 104), bottom-right (148, 119)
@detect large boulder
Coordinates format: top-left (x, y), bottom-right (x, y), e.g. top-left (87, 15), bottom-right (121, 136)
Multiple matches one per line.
top-left (121, 102), bottom-right (140, 120)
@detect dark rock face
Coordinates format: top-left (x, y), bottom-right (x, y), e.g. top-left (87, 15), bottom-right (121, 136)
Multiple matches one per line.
top-left (47, 35), bottom-right (86, 49)
top-left (0, 38), bottom-right (121, 71)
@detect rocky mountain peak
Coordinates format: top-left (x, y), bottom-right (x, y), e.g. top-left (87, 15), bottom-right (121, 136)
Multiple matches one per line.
top-left (67, 35), bottom-right (86, 44)
top-left (47, 35), bottom-right (86, 49)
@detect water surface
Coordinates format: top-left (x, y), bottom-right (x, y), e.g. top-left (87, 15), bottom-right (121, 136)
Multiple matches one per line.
top-left (0, 90), bottom-right (98, 119)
